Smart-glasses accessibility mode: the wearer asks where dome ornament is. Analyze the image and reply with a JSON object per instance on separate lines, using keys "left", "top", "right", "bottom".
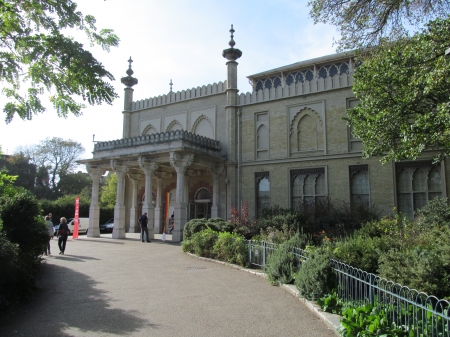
{"left": 169, "top": 79, "right": 173, "bottom": 92}
{"left": 121, "top": 56, "right": 138, "bottom": 88}
{"left": 222, "top": 24, "right": 242, "bottom": 61}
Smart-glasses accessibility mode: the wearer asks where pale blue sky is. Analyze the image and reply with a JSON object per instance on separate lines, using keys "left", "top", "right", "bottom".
{"left": 0, "top": 0, "right": 339, "bottom": 165}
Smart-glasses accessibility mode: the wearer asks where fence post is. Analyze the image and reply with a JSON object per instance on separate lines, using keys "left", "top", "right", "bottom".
{"left": 369, "top": 273, "right": 374, "bottom": 305}
{"left": 263, "top": 241, "right": 266, "bottom": 268}
{"left": 248, "top": 240, "right": 252, "bottom": 266}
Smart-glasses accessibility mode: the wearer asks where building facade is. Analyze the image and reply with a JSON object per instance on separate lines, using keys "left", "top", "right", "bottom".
{"left": 79, "top": 27, "right": 448, "bottom": 242}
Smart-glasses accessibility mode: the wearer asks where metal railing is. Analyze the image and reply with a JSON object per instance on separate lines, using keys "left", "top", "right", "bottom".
{"left": 246, "top": 240, "right": 450, "bottom": 336}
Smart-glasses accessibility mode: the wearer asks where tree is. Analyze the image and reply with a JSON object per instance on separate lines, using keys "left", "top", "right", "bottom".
{"left": 308, "top": 0, "right": 450, "bottom": 50}
{"left": 347, "top": 17, "right": 450, "bottom": 163}
{"left": 0, "top": 0, "right": 119, "bottom": 123}
{"left": 0, "top": 152, "right": 36, "bottom": 191}
{"left": 100, "top": 173, "right": 116, "bottom": 207}
{"left": 58, "top": 171, "right": 91, "bottom": 196}
{"left": 20, "top": 137, "right": 85, "bottom": 196}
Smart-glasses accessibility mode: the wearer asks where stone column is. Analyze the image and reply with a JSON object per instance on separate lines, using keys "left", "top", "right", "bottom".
{"left": 86, "top": 164, "right": 105, "bottom": 238}
{"left": 138, "top": 157, "right": 158, "bottom": 239}
{"left": 209, "top": 166, "right": 222, "bottom": 218}
{"left": 169, "top": 152, "right": 194, "bottom": 242}
{"left": 184, "top": 175, "right": 190, "bottom": 220}
{"left": 127, "top": 173, "right": 143, "bottom": 233}
{"left": 111, "top": 160, "right": 128, "bottom": 239}
{"left": 154, "top": 176, "right": 164, "bottom": 234}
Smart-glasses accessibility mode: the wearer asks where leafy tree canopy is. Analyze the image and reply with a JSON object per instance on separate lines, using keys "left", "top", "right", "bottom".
{"left": 0, "top": 0, "right": 120, "bottom": 123}
{"left": 19, "top": 137, "right": 85, "bottom": 194}
{"left": 100, "top": 172, "right": 116, "bottom": 207}
{"left": 347, "top": 17, "right": 450, "bottom": 163}
{"left": 308, "top": 0, "right": 450, "bottom": 50}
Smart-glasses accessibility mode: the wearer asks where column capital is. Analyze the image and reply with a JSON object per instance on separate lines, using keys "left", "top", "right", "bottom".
{"left": 110, "top": 160, "right": 129, "bottom": 174}
{"left": 138, "top": 156, "right": 159, "bottom": 173}
{"left": 169, "top": 152, "right": 194, "bottom": 174}
{"left": 86, "top": 163, "right": 106, "bottom": 178}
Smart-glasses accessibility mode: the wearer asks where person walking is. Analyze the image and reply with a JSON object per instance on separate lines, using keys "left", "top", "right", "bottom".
{"left": 57, "top": 217, "right": 69, "bottom": 255}
{"left": 139, "top": 212, "right": 150, "bottom": 243}
{"left": 44, "top": 216, "right": 54, "bottom": 255}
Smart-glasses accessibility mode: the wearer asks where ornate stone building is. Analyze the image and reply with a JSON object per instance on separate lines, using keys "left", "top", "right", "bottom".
{"left": 79, "top": 26, "right": 448, "bottom": 242}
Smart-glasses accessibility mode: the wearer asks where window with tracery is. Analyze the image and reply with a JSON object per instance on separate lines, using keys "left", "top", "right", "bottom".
{"left": 396, "top": 161, "right": 442, "bottom": 219}
{"left": 349, "top": 165, "right": 369, "bottom": 207}
{"left": 291, "top": 168, "right": 326, "bottom": 209}
{"left": 255, "top": 113, "right": 269, "bottom": 159}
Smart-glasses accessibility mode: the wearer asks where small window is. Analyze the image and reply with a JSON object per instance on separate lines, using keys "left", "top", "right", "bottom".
{"left": 256, "top": 172, "right": 270, "bottom": 217}
{"left": 291, "top": 168, "right": 326, "bottom": 209}
{"left": 349, "top": 165, "right": 369, "bottom": 207}
{"left": 347, "top": 99, "right": 363, "bottom": 152}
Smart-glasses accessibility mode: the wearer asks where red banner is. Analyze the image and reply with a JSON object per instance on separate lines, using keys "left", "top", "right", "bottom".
{"left": 73, "top": 197, "right": 80, "bottom": 239}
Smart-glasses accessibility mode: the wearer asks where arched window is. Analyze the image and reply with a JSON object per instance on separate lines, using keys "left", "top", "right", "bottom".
{"left": 349, "top": 165, "right": 369, "bottom": 207}
{"left": 256, "top": 173, "right": 270, "bottom": 217}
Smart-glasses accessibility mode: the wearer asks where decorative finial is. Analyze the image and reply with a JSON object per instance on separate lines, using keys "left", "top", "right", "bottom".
{"left": 121, "top": 56, "right": 138, "bottom": 88}
{"left": 229, "top": 24, "right": 235, "bottom": 48}
{"left": 126, "top": 57, "right": 134, "bottom": 76}
{"left": 169, "top": 79, "right": 173, "bottom": 92}
{"left": 222, "top": 24, "right": 242, "bottom": 61}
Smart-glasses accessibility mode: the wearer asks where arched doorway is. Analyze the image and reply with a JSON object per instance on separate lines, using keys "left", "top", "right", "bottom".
{"left": 189, "top": 187, "right": 212, "bottom": 220}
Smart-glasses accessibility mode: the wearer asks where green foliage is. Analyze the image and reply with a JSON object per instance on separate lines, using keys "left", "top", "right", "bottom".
{"left": 183, "top": 218, "right": 232, "bottom": 241}
{"left": 100, "top": 173, "right": 117, "bottom": 207}
{"left": 266, "top": 243, "right": 298, "bottom": 285}
{"left": 1, "top": 0, "right": 120, "bottom": 122}
{"left": 415, "top": 197, "right": 450, "bottom": 230}
{"left": 40, "top": 194, "right": 92, "bottom": 224}
{"left": 188, "top": 228, "right": 219, "bottom": 258}
{"left": 317, "top": 292, "right": 346, "bottom": 314}
{"left": 295, "top": 248, "right": 335, "bottom": 300}
{"left": 338, "top": 304, "right": 409, "bottom": 337}
{"left": 0, "top": 153, "right": 36, "bottom": 192}
{"left": 308, "top": 0, "right": 449, "bottom": 50}
{"left": 212, "top": 232, "right": 248, "bottom": 266}
{"left": 0, "top": 191, "right": 49, "bottom": 256}
{"left": 332, "top": 233, "right": 388, "bottom": 274}
{"left": 347, "top": 17, "right": 450, "bottom": 163}
{"left": 57, "top": 171, "right": 92, "bottom": 197}
{"left": 378, "top": 226, "right": 450, "bottom": 299}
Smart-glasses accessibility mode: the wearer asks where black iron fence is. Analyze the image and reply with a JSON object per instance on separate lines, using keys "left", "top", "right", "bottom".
{"left": 246, "top": 240, "right": 450, "bottom": 336}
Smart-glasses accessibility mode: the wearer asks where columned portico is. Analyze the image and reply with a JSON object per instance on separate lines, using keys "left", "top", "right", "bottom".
{"left": 169, "top": 152, "right": 194, "bottom": 241}
{"left": 138, "top": 157, "right": 158, "bottom": 240}
{"left": 86, "top": 164, "right": 105, "bottom": 238}
{"left": 111, "top": 160, "right": 128, "bottom": 239}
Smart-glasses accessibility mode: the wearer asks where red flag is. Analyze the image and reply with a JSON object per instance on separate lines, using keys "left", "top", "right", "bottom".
{"left": 73, "top": 197, "right": 80, "bottom": 239}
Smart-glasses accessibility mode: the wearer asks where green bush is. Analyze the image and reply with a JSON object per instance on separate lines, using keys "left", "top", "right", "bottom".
{"left": 295, "top": 248, "right": 335, "bottom": 300}
{"left": 181, "top": 238, "right": 195, "bottom": 254}
{"left": 0, "top": 191, "right": 49, "bottom": 257}
{"left": 212, "top": 232, "right": 247, "bottom": 266}
{"left": 189, "top": 228, "right": 219, "bottom": 258}
{"left": 332, "top": 231, "right": 389, "bottom": 274}
{"left": 39, "top": 195, "right": 93, "bottom": 224}
{"left": 415, "top": 197, "right": 450, "bottom": 230}
{"left": 0, "top": 232, "right": 21, "bottom": 312}
{"left": 183, "top": 218, "right": 231, "bottom": 241}
{"left": 378, "top": 226, "right": 450, "bottom": 299}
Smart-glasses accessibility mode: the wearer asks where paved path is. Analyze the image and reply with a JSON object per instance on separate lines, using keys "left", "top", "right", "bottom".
{"left": 0, "top": 234, "right": 336, "bottom": 337}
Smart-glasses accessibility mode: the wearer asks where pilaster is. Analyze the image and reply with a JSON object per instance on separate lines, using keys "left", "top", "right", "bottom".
{"left": 209, "top": 166, "right": 223, "bottom": 218}
{"left": 128, "top": 173, "right": 143, "bottom": 233}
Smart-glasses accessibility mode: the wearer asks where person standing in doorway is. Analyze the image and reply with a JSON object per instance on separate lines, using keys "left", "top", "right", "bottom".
{"left": 58, "top": 217, "right": 69, "bottom": 255}
{"left": 139, "top": 212, "right": 150, "bottom": 243}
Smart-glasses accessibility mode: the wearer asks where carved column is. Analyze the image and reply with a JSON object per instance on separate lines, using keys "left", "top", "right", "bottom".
{"left": 139, "top": 157, "right": 158, "bottom": 239}
{"left": 86, "top": 164, "right": 105, "bottom": 238}
{"left": 209, "top": 166, "right": 222, "bottom": 218}
{"left": 169, "top": 152, "right": 194, "bottom": 242}
{"left": 111, "top": 160, "right": 128, "bottom": 239}
{"left": 128, "top": 173, "right": 143, "bottom": 233}
{"left": 154, "top": 176, "right": 164, "bottom": 234}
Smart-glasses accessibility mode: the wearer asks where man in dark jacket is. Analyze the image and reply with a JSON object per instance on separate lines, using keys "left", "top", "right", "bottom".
{"left": 139, "top": 212, "right": 150, "bottom": 243}
{"left": 58, "top": 217, "right": 70, "bottom": 254}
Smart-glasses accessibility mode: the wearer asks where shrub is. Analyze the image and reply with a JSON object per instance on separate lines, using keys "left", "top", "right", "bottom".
{"left": 265, "top": 233, "right": 313, "bottom": 285}
{"left": 181, "top": 238, "right": 195, "bottom": 254}
{"left": 415, "top": 197, "right": 450, "bottom": 230}
{"left": 332, "top": 233, "right": 388, "bottom": 274}
{"left": 295, "top": 248, "right": 335, "bottom": 300}
{"left": 183, "top": 218, "right": 231, "bottom": 241}
{"left": 212, "top": 232, "right": 247, "bottom": 266}
{"left": 189, "top": 228, "right": 219, "bottom": 258}
{"left": 378, "top": 226, "right": 450, "bottom": 299}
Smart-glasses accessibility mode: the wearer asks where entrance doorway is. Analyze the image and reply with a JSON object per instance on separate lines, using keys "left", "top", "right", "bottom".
{"left": 189, "top": 187, "right": 212, "bottom": 220}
